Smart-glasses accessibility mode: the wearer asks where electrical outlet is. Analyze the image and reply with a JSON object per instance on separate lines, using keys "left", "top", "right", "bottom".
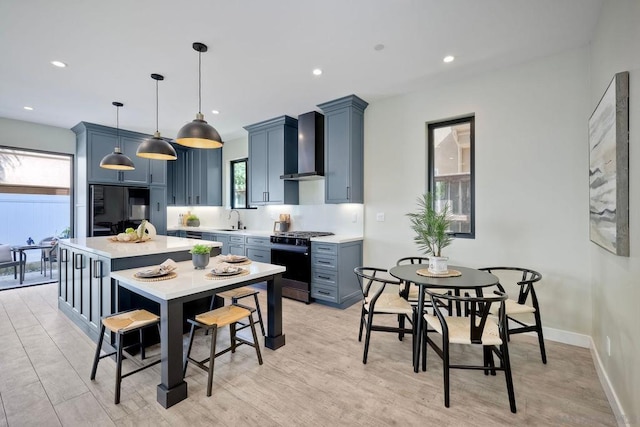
{"left": 606, "top": 336, "right": 611, "bottom": 356}
{"left": 352, "top": 213, "right": 357, "bottom": 223}
{"left": 376, "top": 212, "right": 385, "bottom": 222}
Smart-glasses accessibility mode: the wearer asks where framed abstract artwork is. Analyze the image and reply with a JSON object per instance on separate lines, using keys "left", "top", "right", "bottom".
{"left": 588, "top": 71, "right": 629, "bottom": 256}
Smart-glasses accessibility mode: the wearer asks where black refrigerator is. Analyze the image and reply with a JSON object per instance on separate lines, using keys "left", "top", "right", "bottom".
{"left": 90, "top": 185, "right": 150, "bottom": 237}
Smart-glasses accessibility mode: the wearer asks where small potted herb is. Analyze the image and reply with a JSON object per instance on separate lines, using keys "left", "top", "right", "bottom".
{"left": 189, "top": 244, "right": 212, "bottom": 269}
{"left": 186, "top": 214, "right": 200, "bottom": 227}
{"left": 406, "top": 192, "right": 453, "bottom": 273}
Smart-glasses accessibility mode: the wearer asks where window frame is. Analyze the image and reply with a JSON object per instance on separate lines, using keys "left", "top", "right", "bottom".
{"left": 230, "top": 157, "right": 250, "bottom": 209}
{"left": 427, "top": 115, "right": 475, "bottom": 239}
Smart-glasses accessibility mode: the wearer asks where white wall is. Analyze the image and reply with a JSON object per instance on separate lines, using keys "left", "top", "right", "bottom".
{"left": 0, "top": 117, "right": 75, "bottom": 154}
{"left": 363, "top": 47, "right": 592, "bottom": 334}
{"left": 589, "top": 0, "right": 640, "bottom": 424}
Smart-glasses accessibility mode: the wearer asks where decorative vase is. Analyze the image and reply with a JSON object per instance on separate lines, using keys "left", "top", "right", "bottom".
{"left": 192, "top": 253, "right": 210, "bottom": 270}
{"left": 428, "top": 256, "right": 449, "bottom": 274}
{"left": 186, "top": 219, "right": 200, "bottom": 227}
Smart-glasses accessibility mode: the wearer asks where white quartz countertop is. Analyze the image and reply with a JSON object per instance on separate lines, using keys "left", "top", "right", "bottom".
{"left": 167, "top": 226, "right": 362, "bottom": 243}
{"left": 310, "top": 235, "right": 363, "bottom": 244}
{"left": 166, "top": 226, "right": 272, "bottom": 237}
{"left": 60, "top": 236, "right": 221, "bottom": 259}
{"left": 111, "top": 259, "right": 285, "bottom": 300}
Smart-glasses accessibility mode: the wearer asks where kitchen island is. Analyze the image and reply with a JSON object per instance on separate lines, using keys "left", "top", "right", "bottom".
{"left": 58, "top": 235, "right": 222, "bottom": 341}
{"left": 111, "top": 259, "right": 286, "bottom": 408}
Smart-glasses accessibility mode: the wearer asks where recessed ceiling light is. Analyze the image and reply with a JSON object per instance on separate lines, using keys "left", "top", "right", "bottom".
{"left": 312, "top": 68, "right": 322, "bottom": 76}
{"left": 24, "top": 106, "right": 34, "bottom": 111}
{"left": 51, "top": 60, "right": 67, "bottom": 68}
{"left": 374, "top": 44, "right": 385, "bottom": 51}
{"left": 443, "top": 55, "right": 455, "bottom": 63}
{"left": 211, "top": 110, "right": 219, "bottom": 115}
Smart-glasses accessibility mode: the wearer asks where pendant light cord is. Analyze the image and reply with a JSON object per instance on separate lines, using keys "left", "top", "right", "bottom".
{"left": 198, "top": 49, "right": 202, "bottom": 115}
{"left": 116, "top": 105, "right": 120, "bottom": 149}
{"left": 156, "top": 78, "right": 159, "bottom": 132}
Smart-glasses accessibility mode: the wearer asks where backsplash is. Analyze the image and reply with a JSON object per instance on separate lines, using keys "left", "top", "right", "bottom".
{"left": 167, "top": 203, "right": 363, "bottom": 235}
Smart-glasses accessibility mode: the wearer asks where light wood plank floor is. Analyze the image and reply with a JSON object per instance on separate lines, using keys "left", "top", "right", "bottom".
{"left": 0, "top": 283, "right": 616, "bottom": 426}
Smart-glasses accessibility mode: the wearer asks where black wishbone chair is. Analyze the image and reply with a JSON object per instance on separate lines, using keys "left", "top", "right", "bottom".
{"left": 353, "top": 267, "right": 414, "bottom": 364}
{"left": 479, "top": 267, "right": 545, "bottom": 363}
{"left": 423, "top": 290, "right": 516, "bottom": 413}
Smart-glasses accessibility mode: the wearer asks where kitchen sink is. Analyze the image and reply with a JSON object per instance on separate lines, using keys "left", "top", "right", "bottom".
{"left": 214, "top": 228, "right": 239, "bottom": 232}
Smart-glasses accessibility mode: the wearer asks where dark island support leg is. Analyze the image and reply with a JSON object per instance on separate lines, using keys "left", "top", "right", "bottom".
{"left": 264, "top": 273, "right": 286, "bottom": 350}
{"left": 157, "top": 299, "right": 188, "bottom": 408}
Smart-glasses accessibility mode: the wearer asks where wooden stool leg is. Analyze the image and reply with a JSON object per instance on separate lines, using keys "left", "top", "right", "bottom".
{"left": 183, "top": 323, "right": 197, "bottom": 378}
{"left": 90, "top": 323, "right": 106, "bottom": 380}
{"left": 249, "top": 315, "right": 263, "bottom": 365}
{"left": 115, "top": 333, "right": 124, "bottom": 404}
{"left": 252, "top": 293, "right": 266, "bottom": 336}
{"left": 206, "top": 325, "right": 218, "bottom": 397}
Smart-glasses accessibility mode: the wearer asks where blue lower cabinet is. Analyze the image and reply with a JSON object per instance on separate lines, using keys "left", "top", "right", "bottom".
{"left": 311, "top": 240, "right": 362, "bottom": 308}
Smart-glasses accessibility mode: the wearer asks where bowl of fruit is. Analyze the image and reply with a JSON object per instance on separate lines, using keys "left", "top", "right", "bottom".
{"left": 109, "top": 220, "right": 157, "bottom": 242}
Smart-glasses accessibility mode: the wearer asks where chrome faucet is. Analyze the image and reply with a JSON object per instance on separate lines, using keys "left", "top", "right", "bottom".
{"left": 228, "top": 209, "right": 241, "bottom": 230}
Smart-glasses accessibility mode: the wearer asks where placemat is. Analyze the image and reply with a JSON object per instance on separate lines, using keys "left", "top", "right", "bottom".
{"left": 213, "top": 256, "right": 252, "bottom": 266}
{"left": 132, "top": 271, "right": 177, "bottom": 282}
{"left": 205, "top": 269, "right": 250, "bottom": 280}
{"left": 416, "top": 268, "right": 462, "bottom": 278}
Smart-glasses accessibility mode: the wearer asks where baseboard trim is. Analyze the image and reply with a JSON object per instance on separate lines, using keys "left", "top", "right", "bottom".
{"left": 539, "top": 325, "right": 591, "bottom": 348}
{"left": 589, "top": 338, "right": 630, "bottom": 427}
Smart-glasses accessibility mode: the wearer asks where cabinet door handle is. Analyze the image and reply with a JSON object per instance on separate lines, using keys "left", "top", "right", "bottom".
{"left": 196, "top": 195, "right": 200, "bottom": 205}
{"left": 173, "top": 196, "right": 176, "bottom": 204}
{"left": 74, "top": 253, "right": 83, "bottom": 270}
{"left": 318, "top": 247, "right": 332, "bottom": 252}
{"left": 150, "top": 173, "right": 153, "bottom": 183}
{"left": 318, "top": 275, "right": 331, "bottom": 280}
{"left": 346, "top": 186, "right": 350, "bottom": 199}
{"left": 318, "top": 260, "right": 331, "bottom": 265}
{"left": 61, "top": 248, "right": 68, "bottom": 263}
{"left": 188, "top": 196, "right": 191, "bottom": 205}
{"left": 318, "top": 290, "right": 330, "bottom": 295}
{"left": 93, "top": 259, "right": 102, "bottom": 279}
{"left": 157, "top": 202, "right": 160, "bottom": 211}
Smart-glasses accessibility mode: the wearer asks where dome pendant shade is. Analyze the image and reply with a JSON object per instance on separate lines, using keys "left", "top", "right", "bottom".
{"left": 100, "top": 146, "right": 135, "bottom": 170}
{"left": 137, "top": 73, "right": 178, "bottom": 160}
{"left": 176, "top": 42, "right": 223, "bottom": 149}
{"left": 137, "top": 131, "right": 178, "bottom": 160}
{"left": 100, "top": 101, "right": 135, "bottom": 170}
{"left": 176, "top": 113, "right": 223, "bottom": 148}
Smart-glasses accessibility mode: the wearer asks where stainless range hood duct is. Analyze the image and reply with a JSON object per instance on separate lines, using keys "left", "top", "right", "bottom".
{"left": 281, "top": 111, "right": 324, "bottom": 180}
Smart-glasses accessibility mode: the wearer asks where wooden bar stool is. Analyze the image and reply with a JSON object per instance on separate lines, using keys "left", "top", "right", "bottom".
{"left": 210, "top": 287, "right": 265, "bottom": 336}
{"left": 183, "top": 304, "right": 263, "bottom": 397}
{"left": 90, "top": 309, "right": 161, "bottom": 404}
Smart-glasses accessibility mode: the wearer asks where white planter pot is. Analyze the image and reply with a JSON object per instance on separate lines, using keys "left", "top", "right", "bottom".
{"left": 428, "top": 256, "right": 449, "bottom": 274}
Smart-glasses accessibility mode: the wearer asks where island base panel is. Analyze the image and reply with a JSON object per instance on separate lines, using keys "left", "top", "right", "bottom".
{"left": 157, "top": 381, "right": 187, "bottom": 409}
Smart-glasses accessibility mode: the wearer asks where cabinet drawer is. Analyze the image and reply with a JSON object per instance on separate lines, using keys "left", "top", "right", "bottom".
{"left": 311, "top": 283, "right": 338, "bottom": 303}
{"left": 312, "top": 242, "right": 337, "bottom": 256}
{"left": 246, "top": 247, "right": 270, "bottom": 263}
{"left": 201, "top": 233, "right": 215, "bottom": 241}
{"left": 311, "top": 269, "right": 337, "bottom": 287}
{"left": 312, "top": 253, "right": 337, "bottom": 270}
{"left": 245, "top": 236, "right": 270, "bottom": 247}
{"left": 228, "top": 244, "right": 245, "bottom": 256}
{"left": 229, "top": 236, "right": 244, "bottom": 244}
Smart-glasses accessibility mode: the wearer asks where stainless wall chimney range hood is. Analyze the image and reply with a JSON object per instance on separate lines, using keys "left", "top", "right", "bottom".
{"left": 280, "top": 111, "right": 325, "bottom": 181}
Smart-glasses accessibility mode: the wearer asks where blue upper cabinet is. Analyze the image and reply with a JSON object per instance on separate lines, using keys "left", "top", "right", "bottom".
{"left": 166, "top": 145, "right": 222, "bottom": 206}
{"left": 318, "top": 95, "right": 368, "bottom": 204}
{"left": 72, "top": 122, "right": 152, "bottom": 186}
{"left": 245, "top": 115, "right": 299, "bottom": 206}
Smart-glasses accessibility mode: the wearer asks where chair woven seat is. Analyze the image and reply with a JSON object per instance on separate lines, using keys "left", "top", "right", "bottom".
{"left": 425, "top": 314, "right": 502, "bottom": 345}
{"left": 218, "top": 287, "right": 259, "bottom": 300}
{"left": 490, "top": 298, "right": 536, "bottom": 315}
{"left": 365, "top": 294, "right": 413, "bottom": 315}
{"left": 406, "top": 284, "right": 449, "bottom": 301}
{"left": 196, "top": 305, "right": 252, "bottom": 327}
{"left": 103, "top": 309, "right": 159, "bottom": 333}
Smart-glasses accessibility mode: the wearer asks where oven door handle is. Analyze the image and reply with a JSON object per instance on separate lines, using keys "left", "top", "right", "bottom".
{"left": 270, "top": 243, "right": 309, "bottom": 254}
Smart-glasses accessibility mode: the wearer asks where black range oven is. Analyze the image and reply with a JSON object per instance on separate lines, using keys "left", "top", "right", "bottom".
{"left": 270, "top": 231, "right": 333, "bottom": 304}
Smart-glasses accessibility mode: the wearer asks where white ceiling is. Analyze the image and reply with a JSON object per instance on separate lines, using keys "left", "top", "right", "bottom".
{"left": 0, "top": 0, "right": 603, "bottom": 142}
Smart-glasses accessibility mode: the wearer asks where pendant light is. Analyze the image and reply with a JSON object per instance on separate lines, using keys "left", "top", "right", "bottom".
{"left": 137, "top": 74, "right": 177, "bottom": 160}
{"left": 176, "top": 42, "right": 223, "bottom": 149}
{"left": 99, "top": 102, "right": 135, "bottom": 170}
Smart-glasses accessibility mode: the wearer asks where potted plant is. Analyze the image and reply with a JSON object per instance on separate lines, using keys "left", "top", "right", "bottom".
{"left": 186, "top": 214, "right": 200, "bottom": 227}
{"left": 189, "top": 244, "right": 212, "bottom": 269}
{"left": 406, "top": 192, "right": 453, "bottom": 274}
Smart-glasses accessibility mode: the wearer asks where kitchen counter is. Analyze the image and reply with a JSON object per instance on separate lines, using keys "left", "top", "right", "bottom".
{"left": 61, "top": 235, "right": 221, "bottom": 259}
{"left": 166, "top": 226, "right": 362, "bottom": 243}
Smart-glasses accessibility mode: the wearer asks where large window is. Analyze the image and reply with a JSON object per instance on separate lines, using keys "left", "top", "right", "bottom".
{"left": 427, "top": 116, "right": 475, "bottom": 238}
{"left": 230, "top": 158, "right": 248, "bottom": 209}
